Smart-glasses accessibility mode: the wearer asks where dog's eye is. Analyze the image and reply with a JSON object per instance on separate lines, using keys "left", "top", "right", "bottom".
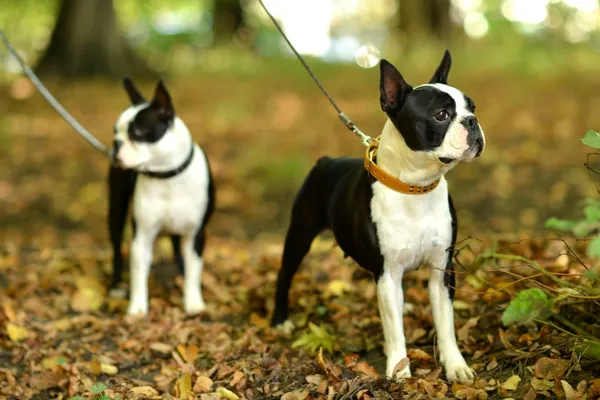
{"left": 434, "top": 111, "right": 449, "bottom": 121}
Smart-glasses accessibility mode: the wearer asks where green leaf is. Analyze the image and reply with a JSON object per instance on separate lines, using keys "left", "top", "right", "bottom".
{"left": 584, "top": 200, "right": 600, "bottom": 221}
{"left": 502, "top": 288, "right": 553, "bottom": 327}
{"left": 90, "top": 382, "right": 108, "bottom": 394}
{"left": 581, "top": 130, "right": 600, "bottom": 149}
{"left": 292, "top": 322, "right": 334, "bottom": 353}
{"left": 587, "top": 237, "right": 600, "bottom": 258}
{"left": 70, "top": 397, "right": 87, "bottom": 400}
{"left": 544, "top": 217, "right": 577, "bottom": 232}
{"left": 576, "top": 341, "right": 600, "bottom": 359}
{"left": 98, "top": 396, "right": 110, "bottom": 400}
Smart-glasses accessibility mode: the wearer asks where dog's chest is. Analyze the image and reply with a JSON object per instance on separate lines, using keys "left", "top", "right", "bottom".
{"left": 133, "top": 151, "right": 209, "bottom": 235}
{"left": 370, "top": 180, "right": 452, "bottom": 270}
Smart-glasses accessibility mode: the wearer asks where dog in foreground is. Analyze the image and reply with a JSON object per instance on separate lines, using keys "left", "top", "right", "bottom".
{"left": 108, "top": 79, "right": 215, "bottom": 316}
{"left": 271, "top": 50, "right": 485, "bottom": 383}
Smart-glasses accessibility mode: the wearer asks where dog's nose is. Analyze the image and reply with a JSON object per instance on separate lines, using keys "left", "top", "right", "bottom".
{"left": 462, "top": 116, "right": 478, "bottom": 129}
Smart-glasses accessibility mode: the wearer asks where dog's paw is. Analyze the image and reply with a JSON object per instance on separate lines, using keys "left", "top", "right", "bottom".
{"left": 444, "top": 358, "right": 475, "bottom": 384}
{"left": 127, "top": 303, "right": 148, "bottom": 316}
{"left": 184, "top": 296, "right": 206, "bottom": 315}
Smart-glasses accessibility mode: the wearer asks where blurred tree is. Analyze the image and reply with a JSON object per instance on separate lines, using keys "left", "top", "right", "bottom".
{"left": 212, "top": 0, "right": 244, "bottom": 43}
{"left": 35, "top": 0, "right": 154, "bottom": 78}
{"left": 398, "top": 0, "right": 452, "bottom": 42}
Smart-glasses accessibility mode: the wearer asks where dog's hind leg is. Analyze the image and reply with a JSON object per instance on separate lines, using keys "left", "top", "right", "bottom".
{"left": 170, "top": 235, "right": 185, "bottom": 275}
{"left": 271, "top": 175, "right": 325, "bottom": 327}
{"left": 180, "top": 229, "right": 207, "bottom": 315}
{"left": 108, "top": 166, "right": 137, "bottom": 294}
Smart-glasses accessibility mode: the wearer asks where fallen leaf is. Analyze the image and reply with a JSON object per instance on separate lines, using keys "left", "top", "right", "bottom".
{"left": 100, "top": 363, "right": 118, "bottom": 375}
{"left": 280, "top": 390, "right": 308, "bottom": 400}
{"left": 531, "top": 377, "right": 553, "bottom": 391}
{"left": 501, "top": 375, "right": 521, "bottom": 391}
{"left": 392, "top": 358, "right": 410, "bottom": 377}
{"left": 6, "top": 322, "right": 30, "bottom": 341}
{"left": 230, "top": 370, "right": 244, "bottom": 387}
{"left": 352, "top": 361, "right": 379, "bottom": 377}
{"left": 486, "top": 357, "right": 498, "bottom": 372}
{"left": 457, "top": 317, "right": 479, "bottom": 342}
{"left": 193, "top": 376, "right": 214, "bottom": 393}
{"left": 130, "top": 386, "right": 160, "bottom": 396}
{"left": 177, "top": 344, "right": 200, "bottom": 364}
{"left": 561, "top": 380, "right": 578, "bottom": 400}
{"left": 214, "top": 387, "right": 239, "bottom": 400}
{"left": 534, "top": 358, "right": 570, "bottom": 380}
{"left": 174, "top": 373, "right": 193, "bottom": 399}
{"left": 42, "top": 355, "right": 67, "bottom": 370}
{"left": 150, "top": 342, "right": 173, "bottom": 354}
{"left": 325, "top": 280, "right": 351, "bottom": 297}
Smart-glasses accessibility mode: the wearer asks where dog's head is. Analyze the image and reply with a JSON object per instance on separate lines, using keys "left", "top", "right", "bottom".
{"left": 379, "top": 50, "right": 485, "bottom": 164}
{"left": 112, "top": 79, "right": 186, "bottom": 170}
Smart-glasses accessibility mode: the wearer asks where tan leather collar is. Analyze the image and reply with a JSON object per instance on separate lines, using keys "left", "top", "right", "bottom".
{"left": 364, "top": 138, "right": 440, "bottom": 194}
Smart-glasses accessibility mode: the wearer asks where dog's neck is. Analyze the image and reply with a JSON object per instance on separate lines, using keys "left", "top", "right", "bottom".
{"left": 146, "top": 117, "right": 194, "bottom": 173}
{"left": 376, "top": 120, "right": 455, "bottom": 187}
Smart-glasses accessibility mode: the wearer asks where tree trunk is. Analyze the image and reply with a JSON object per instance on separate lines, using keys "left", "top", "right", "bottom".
{"left": 35, "top": 0, "right": 154, "bottom": 78}
{"left": 398, "top": 0, "right": 452, "bottom": 42}
{"left": 212, "top": 0, "right": 244, "bottom": 43}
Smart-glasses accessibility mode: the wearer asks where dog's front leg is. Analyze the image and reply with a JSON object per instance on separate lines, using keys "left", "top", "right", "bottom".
{"left": 181, "top": 232, "right": 206, "bottom": 315}
{"left": 429, "top": 263, "right": 475, "bottom": 383}
{"left": 127, "top": 231, "right": 154, "bottom": 315}
{"left": 377, "top": 268, "right": 410, "bottom": 379}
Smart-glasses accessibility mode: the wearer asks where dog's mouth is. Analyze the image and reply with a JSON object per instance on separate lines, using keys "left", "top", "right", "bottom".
{"left": 439, "top": 157, "right": 454, "bottom": 164}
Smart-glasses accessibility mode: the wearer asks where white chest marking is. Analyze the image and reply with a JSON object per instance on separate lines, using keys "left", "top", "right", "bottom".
{"left": 370, "top": 177, "right": 452, "bottom": 275}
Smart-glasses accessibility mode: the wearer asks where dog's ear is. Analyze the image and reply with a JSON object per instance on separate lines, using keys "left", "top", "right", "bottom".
{"left": 429, "top": 49, "right": 452, "bottom": 85}
{"left": 151, "top": 80, "right": 174, "bottom": 120}
{"left": 380, "top": 59, "right": 412, "bottom": 113}
{"left": 123, "top": 78, "right": 146, "bottom": 105}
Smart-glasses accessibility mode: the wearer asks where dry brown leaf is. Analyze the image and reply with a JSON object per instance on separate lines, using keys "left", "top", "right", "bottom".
{"left": 501, "top": 375, "right": 521, "bottom": 391}
{"left": 150, "top": 342, "right": 173, "bottom": 354}
{"left": 392, "top": 358, "right": 410, "bottom": 377}
{"left": 589, "top": 378, "right": 600, "bottom": 395}
{"left": 409, "top": 327, "right": 427, "bottom": 343}
{"left": 498, "top": 328, "right": 514, "bottom": 350}
{"left": 280, "top": 390, "right": 308, "bottom": 400}
{"left": 130, "top": 386, "right": 160, "bottom": 396}
{"left": 230, "top": 370, "right": 244, "bottom": 387}
{"left": 560, "top": 380, "right": 578, "bottom": 400}
{"left": 523, "top": 387, "right": 537, "bottom": 400}
{"left": 3, "top": 302, "right": 16, "bottom": 322}
{"left": 193, "top": 376, "right": 214, "bottom": 393}
{"left": 177, "top": 344, "right": 200, "bottom": 364}
{"left": 458, "top": 317, "right": 479, "bottom": 342}
{"left": 486, "top": 357, "right": 498, "bottom": 372}
{"left": 407, "top": 348, "right": 434, "bottom": 363}
{"left": 534, "top": 358, "right": 570, "bottom": 380}
{"left": 352, "top": 361, "right": 379, "bottom": 377}
{"left": 452, "top": 382, "right": 488, "bottom": 400}
{"left": 531, "top": 377, "right": 553, "bottom": 391}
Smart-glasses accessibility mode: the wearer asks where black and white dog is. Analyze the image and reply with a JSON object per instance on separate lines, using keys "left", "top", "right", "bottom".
{"left": 108, "top": 79, "right": 215, "bottom": 316}
{"left": 271, "top": 51, "right": 484, "bottom": 383}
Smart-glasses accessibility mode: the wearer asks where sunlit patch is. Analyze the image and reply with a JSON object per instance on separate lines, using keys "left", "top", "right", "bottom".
{"left": 463, "top": 12, "right": 489, "bottom": 39}
{"left": 355, "top": 44, "right": 380, "bottom": 68}
{"left": 501, "top": 0, "right": 550, "bottom": 25}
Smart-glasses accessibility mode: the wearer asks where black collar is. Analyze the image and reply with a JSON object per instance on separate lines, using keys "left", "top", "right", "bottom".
{"left": 141, "top": 145, "right": 195, "bottom": 179}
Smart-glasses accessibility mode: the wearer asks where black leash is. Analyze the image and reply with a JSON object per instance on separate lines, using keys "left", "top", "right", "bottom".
{"left": 257, "top": 0, "right": 373, "bottom": 146}
{"left": 0, "top": 30, "right": 112, "bottom": 158}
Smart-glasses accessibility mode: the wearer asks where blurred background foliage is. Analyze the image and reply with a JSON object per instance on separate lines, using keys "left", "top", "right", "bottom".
{"left": 1, "top": 0, "right": 600, "bottom": 246}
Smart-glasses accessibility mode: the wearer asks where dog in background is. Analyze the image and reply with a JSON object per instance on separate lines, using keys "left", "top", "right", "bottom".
{"left": 108, "top": 79, "right": 215, "bottom": 316}
{"left": 271, "top": 50, "right": 484, "bottom": 383}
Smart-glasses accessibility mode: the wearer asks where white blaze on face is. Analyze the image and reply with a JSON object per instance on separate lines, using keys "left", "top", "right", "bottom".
{"left": 420, "top": 83, "right": 485, "bottom": 161}
{"left": 114, "top": 104, "right": 151, "bottom": 169}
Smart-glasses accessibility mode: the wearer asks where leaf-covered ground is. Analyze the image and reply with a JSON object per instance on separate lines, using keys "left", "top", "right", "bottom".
{"left": 1, "top": 53, "right": 600, "bottom": 398}
{"left": 1, "top": 235, "right": 599, "bottom": 399}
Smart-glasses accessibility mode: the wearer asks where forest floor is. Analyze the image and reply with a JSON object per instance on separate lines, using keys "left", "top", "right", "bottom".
{"left": 1, "top": 54, "right": 600, "bottom": 398}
